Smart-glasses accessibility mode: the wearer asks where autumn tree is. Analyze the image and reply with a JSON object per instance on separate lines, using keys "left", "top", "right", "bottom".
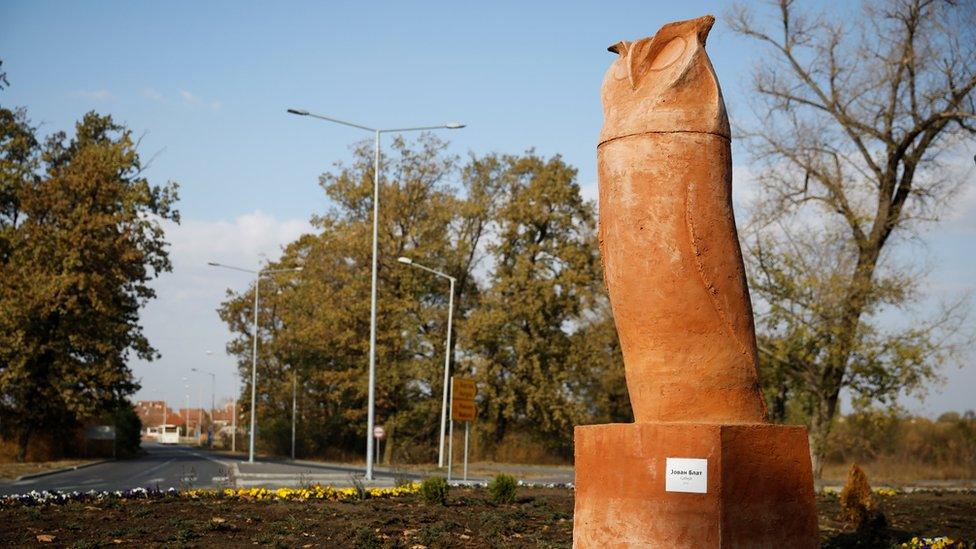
{"left": 219, "top": 135, "right": 494, "bottom": 461}
{"left": 728, "top": 0, "right": 975, "bottom": 475}
{"left": 0, "top": 93, "right": 179, "bottom": 459}
{"left": 461, "top": 153, "right": 604, "bottom": 458}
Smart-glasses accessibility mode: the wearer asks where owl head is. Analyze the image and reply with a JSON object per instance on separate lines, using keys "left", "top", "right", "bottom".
{"left": 599, "top": 15, "right": 730, "bottom": 144}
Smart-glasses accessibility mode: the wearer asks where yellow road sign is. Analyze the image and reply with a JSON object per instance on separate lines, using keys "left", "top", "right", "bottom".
{"left": 452, "top": 377, "right": 476, "bottom": 401}
{"left": 451, "top": 399, "right": 476, "bottom": 422}
{"left": 451, "top": 377, "right": 476, "bottom": 422}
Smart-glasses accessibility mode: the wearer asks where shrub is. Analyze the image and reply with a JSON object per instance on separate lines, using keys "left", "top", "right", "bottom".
{"left": 839, "top": 464, "right": 874, "bottom": 528}
{"left": 419, "top": 476, "right": 449, "bottom": 506}
{"left": 839, "top": 464, "right": 890, "bottom": 545}
{"left": 488, "top": 473, "right": 518, "bottom": 504}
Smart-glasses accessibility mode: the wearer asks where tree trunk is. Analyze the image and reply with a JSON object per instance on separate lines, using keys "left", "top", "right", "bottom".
{"left": 769, "top": 382, "right": 788, "bottom": 423}
{"left": 382, "top": 419, "right": 394, "bottom": 465}
{"left": 805, "top": 249, "right": 881, "bottom": 477}
{"left": 808, "top": 390, "right": 840, "bottom": 479}
{"left": 17, "top": 425, "right": 31, "bottom": 462}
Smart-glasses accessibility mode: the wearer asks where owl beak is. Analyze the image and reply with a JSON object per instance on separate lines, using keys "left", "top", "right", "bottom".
{"left": 694, "top": 15, "right": 715, "bottom": 44}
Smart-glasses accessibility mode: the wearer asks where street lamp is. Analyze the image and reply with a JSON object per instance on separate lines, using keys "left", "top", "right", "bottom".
{"left": 181, "top": 378, "right": 190, "bottom": 437}
{"left": 291, "top": 371, "right": 298, "bottom": 461}
{"left": 397, "top": 256, "right": 456, "bottom": 468}
{"left": 205, "top": 350, "right": 239, "bottom": 452}
{"left": 229, "top": 371, "right": 240, "bottom": 453}
{"left": 191, "top": 366, "right": 216, "bottom": 447}
{"left": 288, "top": 108, "right": 464, "bottom": 480}
{"left": 208, "top": 261, "right": 303, "bottom": 463}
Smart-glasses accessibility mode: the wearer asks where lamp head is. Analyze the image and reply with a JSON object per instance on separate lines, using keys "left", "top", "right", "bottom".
{"left": 445, "top": 122, "right": 465, "bottom": 129}
{"left": 397, "top": 257, "right": 413, "bottom": 265}
{"left": 287, "top": 108, "right": 309, "bottom": 116}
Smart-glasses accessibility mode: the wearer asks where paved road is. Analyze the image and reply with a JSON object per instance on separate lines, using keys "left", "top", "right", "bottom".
{"left": 0, "top": 443, "right": 239, "bottom": 495}
{"left": 0, "top": 442, "right": 579, "bottom": 496}
{"left": 0, "top": 444, "right": 438, "bottom": 495}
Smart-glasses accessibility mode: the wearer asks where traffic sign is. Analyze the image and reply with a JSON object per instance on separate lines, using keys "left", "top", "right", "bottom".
{"left": 373, "top": 426, "right": 386, "bottom": 439}
{"left": 452, "top": 378, "right": 476, "bottom": 400}
{"left": 451, "top": 377, "right": 477, "bottom": 422}
{"left": 451, "top": 399, "right": 476, "bottom": 422}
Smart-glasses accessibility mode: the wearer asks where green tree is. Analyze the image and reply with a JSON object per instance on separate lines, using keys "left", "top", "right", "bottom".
{"left": 0, "top": 101, "right": 178, "bottom": 459}
{"left": 728, "top": 0, "right": 975, "bottom": 476}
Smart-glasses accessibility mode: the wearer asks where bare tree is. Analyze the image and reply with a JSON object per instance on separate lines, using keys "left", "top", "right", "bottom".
{"left": 728, "top": 0, "right": 975, "bottom": 476}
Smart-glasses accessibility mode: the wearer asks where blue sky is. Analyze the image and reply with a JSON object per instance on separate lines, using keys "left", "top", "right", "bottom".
{"left": 2, "top": 1, "right": 973, "bottom": 417}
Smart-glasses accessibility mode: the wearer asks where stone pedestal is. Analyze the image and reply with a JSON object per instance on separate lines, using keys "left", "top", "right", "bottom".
{"left": 573, "top": 423, "right": 819, "bottom": 548}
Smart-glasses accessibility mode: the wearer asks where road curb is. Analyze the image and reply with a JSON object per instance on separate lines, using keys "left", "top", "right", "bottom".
{"left": 15, "top": 460, "right": 111, "bottom": 482}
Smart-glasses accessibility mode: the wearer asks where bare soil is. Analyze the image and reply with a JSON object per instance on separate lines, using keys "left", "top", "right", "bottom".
{"left": 0, "top": 489, "right": 973, "bottom": 548}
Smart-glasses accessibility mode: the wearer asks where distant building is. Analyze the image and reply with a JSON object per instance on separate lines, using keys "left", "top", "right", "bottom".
{"left": 134, "top": 400, "right": 177, "bottom": 428}
{"left": 211, "top": 402, "right": 236, "bottom": 428}
{"left": 178, "top": 408, "right": 212, "bottom": 436}
{"left": 134, "top": 400, "right": 184, "bottom": 437}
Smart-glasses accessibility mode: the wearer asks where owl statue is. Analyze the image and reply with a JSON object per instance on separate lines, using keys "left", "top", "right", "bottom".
{"left": 598, "top": 15, "right": 767, "bottom": 424}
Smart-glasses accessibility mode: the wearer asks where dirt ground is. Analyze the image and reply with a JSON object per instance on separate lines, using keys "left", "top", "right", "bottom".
{"left": 1, "top": 489, "right": 973, "bottom": 548}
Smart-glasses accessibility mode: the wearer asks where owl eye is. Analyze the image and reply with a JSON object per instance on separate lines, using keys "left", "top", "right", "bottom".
{"left": 649, "top": 37, "right": 686, "bottom": 71}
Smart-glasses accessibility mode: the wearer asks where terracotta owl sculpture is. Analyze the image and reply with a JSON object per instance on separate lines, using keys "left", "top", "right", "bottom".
{"left": 598, "top": 15, "right": 767, "bottom": 424}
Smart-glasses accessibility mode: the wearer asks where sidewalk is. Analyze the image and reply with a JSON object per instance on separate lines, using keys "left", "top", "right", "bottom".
{"left": 219, "top": 451, "right": 573, "bottom": 488}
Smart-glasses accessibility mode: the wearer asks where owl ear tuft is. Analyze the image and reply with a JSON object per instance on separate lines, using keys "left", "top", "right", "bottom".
{"left": 607, "top": 41, "right": 629, "bottom": 55}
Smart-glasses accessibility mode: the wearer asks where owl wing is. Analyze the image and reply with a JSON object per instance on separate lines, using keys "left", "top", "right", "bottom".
{"left": 684, "top": 177, "right": 759, "bottom": 364}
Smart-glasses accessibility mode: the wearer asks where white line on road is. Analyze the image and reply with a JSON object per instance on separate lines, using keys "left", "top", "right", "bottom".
{"left": 138, "top": 458, "right": 175, "bottom": 479}
{"left": 169, "top": 445, "right": 235, "bottom": 470}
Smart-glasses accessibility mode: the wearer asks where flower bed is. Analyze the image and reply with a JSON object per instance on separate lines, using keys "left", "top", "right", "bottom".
{"left": 185, "top": 483, "right": 421, "bottom": 502}
{"left": 1, "top": 480, "right": 575, "bottom": 508}
{"left": 1, "top": 487, "right": 176, "bottom": 507}
{"left": 0, "top": 483, "right": 423, "bottom": 508}
{"left": 900, "top": 536, "right": 970, "bottom": 549}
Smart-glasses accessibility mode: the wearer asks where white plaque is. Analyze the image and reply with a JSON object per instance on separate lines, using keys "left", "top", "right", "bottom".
{"left": 665, "top": 457, "right": 707, "bottom": 493}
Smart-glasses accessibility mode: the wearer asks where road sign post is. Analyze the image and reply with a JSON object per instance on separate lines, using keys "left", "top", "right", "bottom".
{"left": 447, "top": 411, "right": 453, "bottom": 482}
{"left": 373, "top": 426, "right": 385, "bottom": 467}
{"left": 449, "top": 377, "right": 476, "bottom": 482}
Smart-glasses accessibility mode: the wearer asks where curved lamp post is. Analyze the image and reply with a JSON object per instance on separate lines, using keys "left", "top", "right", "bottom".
{"left": 397, "top": 256, "right": 456, "bottom": 468}
{"left": 287, "top": 108, "right": 464, "bottom": 480}
{"left": 208, "top": 261, "right": 302, "bottom": 463}
{"left": 191, "top": 367, "right": 215, "bottom": 446}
